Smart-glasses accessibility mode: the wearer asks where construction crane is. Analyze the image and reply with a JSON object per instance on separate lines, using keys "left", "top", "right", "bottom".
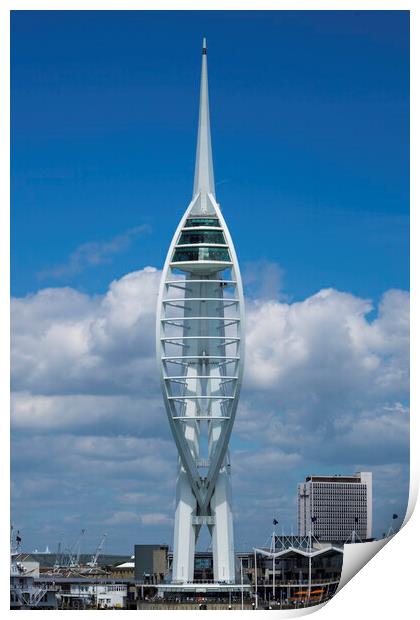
{"left": 68, "top": 529, "right": 85, "bottom": 568}
{"left": 87, "top": 533, "right": 107, "bottom": 568}
{"left": 53, "top": 542, "right": 62, "bottom": 571}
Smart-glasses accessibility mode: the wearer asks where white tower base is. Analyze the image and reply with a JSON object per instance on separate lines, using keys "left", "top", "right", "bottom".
{"left": 172, "top": 459, "right": 236, "bottom": 584}
{"left": 172, "top": 464, "right": 196, "bottom": 583}
{"left": 211, "top": 463, "right": 235, "bottom": 582}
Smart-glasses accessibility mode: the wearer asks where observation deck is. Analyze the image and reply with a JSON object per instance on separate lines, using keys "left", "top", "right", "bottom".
{"left": 170, "top": 216, "right": 233, "bottom": 274}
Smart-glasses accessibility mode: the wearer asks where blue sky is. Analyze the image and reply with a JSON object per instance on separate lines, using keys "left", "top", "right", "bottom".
{"left": 11, "top": 10, "right": 409, "bottom": 555}
{"left": 12, "top": 10, "right": 408, "bottom": 301}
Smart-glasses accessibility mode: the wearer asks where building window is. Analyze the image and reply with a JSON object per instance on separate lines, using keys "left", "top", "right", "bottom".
{"left": 184, "top": 217, "right": 221, "bottom": 228}
{"left": 172, "top": 247, "right": 230, "bottom": 262}
{"left": 178, "top": 231, "right": 226, "bottom": 245}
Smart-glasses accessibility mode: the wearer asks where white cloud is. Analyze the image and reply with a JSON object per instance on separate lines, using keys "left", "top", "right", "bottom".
{"left": 11, "top": 392, "right": 165, "bottom": 436}
{"left": 104, "top": 511, "right": 140, "bottom": 526}
{"left": 119, "top": 492, "right": 159, "bottom": 505}
{"left": 10, "top": 269, "right": 409, "bottom": 547}
{"left": 140, "top": 513, "right": 173, "bottom": 526}
{"left": 38, "top": 225, "right": 150, "bottom": 279}
{"left": 243, "top": 287, "right": 409, "bottom": 421}
{"left": 11, "top": 267, "right": 161, "bottom": 396}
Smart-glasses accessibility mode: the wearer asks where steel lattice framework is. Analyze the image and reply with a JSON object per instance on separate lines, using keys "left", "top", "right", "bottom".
{"left": 156, "top": 39, "right": 245, "bottom": 584}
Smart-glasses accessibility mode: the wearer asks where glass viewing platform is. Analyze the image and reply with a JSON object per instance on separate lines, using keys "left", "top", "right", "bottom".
{"left": 170, "top": 217, "right": 232, "bottom": 273}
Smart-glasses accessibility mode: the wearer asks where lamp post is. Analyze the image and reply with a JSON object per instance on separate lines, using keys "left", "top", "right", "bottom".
{"left": 272, "top": 547, "right": 275, "bottom": 600}
{"left": 254, "top": 548, "right": 258, "bottom": 610}
{"left": 271, "top": 520, "right": 278, "bottom": 601}
{"left": 240, "top": 557, "right": 244, "bottom": 610}
{"left": 307, "top": 516, "right": 317, "bottom": 605}
{"left": 308, "top": 541, "right": 312, "bottom": 606}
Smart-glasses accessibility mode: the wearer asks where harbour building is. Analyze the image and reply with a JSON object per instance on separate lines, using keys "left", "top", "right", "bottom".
{"left": 297, "top": 472, "right": 372, "bottom": 542}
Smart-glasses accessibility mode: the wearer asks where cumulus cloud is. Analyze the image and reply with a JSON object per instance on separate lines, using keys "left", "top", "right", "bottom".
{"left": 10, "top": 268, "right": 409, "bottom": 550}
{"left": 242, "top": 288, "right": 409, "bottom": 429}
{"left": 11, "top": 267, "right": 161, "bottom": 397}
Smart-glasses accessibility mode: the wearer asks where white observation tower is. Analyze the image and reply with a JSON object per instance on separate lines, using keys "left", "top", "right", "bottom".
{"left": 156, "top": 38, "right": 245, "bottom": 584}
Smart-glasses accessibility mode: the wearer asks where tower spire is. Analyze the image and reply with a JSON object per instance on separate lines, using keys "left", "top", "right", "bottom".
{"left": 193, "top": 37, "right": 216, "bottom": 203}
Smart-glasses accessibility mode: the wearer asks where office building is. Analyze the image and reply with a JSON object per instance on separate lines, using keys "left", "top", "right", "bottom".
{"left": 297, "top": 472, "right": 372, "bottom": 541}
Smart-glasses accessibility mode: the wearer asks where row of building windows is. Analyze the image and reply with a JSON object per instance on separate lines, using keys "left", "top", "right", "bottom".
{"left": 184, "top": 217, "right": 221, "bottom": 228}
{"left": 313, "top": 519, "right": 367, "bottom": 530}
{"left": 172, "top": 247, "right": 231, "bottom": 263}
{"left": 72, "top": 585, "right": 126, "bottom": 593}
{"left": 311, "top": 527, "right": 367, "bottom": 532}
{"left": 310, "top": 481, "right": 364, "bottom": 486}
{"left": 311, "top": 507, "right": 367, "bottom": 511}
{"left": 310, "top": 514, "right": 368, "bottom": 519}
{"left": 311, "top": 482, "right": 366, "bottom": 486}
{"left": 309, "top": 490, "right": 367, "bottom": 496}
{"left": 310, "top": 491, "right": 367, "bottom": 495}
{"left": 178, "top": 230, "right": 226, "bottom": 245}
{"left": 310, "top": 501, "right": 367, "bottom": 506}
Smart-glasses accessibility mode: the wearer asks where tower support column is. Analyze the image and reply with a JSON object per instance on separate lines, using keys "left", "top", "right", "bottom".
{"left": 172, "top": 462, "right": 196, "bottom": 583}
{"left": 211, "top": 463, "right": 235, "bottom": 582}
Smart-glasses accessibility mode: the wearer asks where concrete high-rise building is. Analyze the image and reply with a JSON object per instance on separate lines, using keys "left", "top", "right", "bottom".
{"left": 297, "top": 472, "right": 373, "bottom": 542}
{"left": 156, "top": 39, "right": 245, "bottom": 584}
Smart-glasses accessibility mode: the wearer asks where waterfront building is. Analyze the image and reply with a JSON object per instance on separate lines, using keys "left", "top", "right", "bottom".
{"left": 247, "top": 535, "right": 343, "bottom": 608}
{"left": 134, "top": 544, "right": 168, "bottom": 583}
{"left": 54, "top": 581, "right": 128, "bottom": 609}
{"left": 297, "top": 472, "right": 373, "bottom": 541}
{"left": 10, "top": 554, "right": 58, "bottom": 609}
{"left": 40, "top": 577, "right": 132, "bottom": 609}
{"left": 107, "top": 561, "right": 135, "bottom": 580}
{"left": 136, "top": 542, "right": 343, "bottom": 609}
{"left": 10, "top": 551, "right": 136, "bottom": 610}
{"left": 156, "top": 39, "right": 245, "bottom": 584}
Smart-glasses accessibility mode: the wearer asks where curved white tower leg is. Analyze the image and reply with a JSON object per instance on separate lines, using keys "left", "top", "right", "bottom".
{"left": 156, "top": 39, "right": 245, "bottom": 584}
{"left": 172, "top": 462, "right": 196, "bottom": 582}
{"left": 211, "top": 457, "right": 235, "bottom": 581}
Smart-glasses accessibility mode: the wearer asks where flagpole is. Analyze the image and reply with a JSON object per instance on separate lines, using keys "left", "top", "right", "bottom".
{"left": 272, "top": 526, "right": 275, "bottom": 600}
{"left": 307, "top": 515, "right": 317, "bottom": 605}
{"left": 309, "top": 536, "right": 312, "bottom": 605}
{"left": 387, "top": 513, "right": 399, "bottom": 537}
{"left": 254, "top": 548, "right": 258, "bottom": 609}
{"left": 240, "top": 556, "right": 244, "bottom": 610}
{"left": 307, "top": 527, "right": 312, "bottom": 605}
